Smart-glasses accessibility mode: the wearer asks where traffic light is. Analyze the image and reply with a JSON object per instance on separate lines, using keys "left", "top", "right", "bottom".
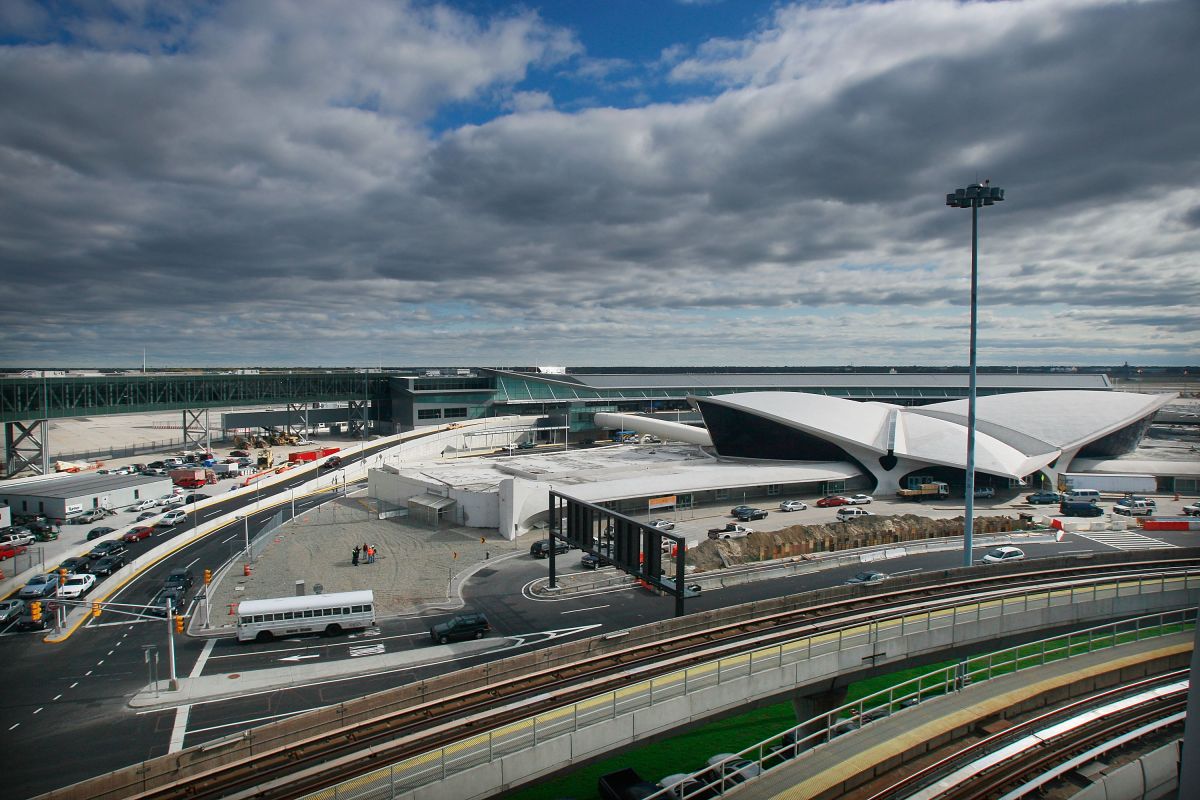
{"left": 30, "top": 601, "right": 42, "bottom": 622}
{"left": 204, "top": 569, "right": 212, "bottom": 585}
{"left": 92, "top": 602, "right": 101, "bottom": 618}
{"left": 174, "top": 615, "right": 185, "bottom": 634}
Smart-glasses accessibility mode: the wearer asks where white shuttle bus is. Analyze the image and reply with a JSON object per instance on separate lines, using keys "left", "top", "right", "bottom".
{"left": 236, "top": 589, "right": 375, "bottom": 643}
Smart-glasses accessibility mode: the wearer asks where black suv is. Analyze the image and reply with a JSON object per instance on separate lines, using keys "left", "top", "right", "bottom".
{"left": 56, "top": 556, "right": 91, "bottom": 575}
{"left": 581, "top": 551, "right": 613, "bottom": 569}
{"left": 529, "top": 539, "right": 570, "bottom": 558}
{"left": 88, "top": 540, "right": 128, "bottom": 561}
{"left": 148, "top": 586, "right": 185, "bottom": 617}
{"left": 164, "top": 568, "right": 195, "bottom": 593}
{"left": 429, "top": 613, "right": 490, "bottom": 644}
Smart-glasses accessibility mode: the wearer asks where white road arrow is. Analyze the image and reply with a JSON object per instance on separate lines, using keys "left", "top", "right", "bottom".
{"left": 504, "top": 624, "right": 603, "bottom": 648}
{"left": 278, "top": 654, "right": 320, "bottom": 663}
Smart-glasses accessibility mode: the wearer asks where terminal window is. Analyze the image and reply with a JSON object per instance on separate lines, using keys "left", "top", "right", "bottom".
{"left": 417, "top": 409, "right": 442, "bottom": 420}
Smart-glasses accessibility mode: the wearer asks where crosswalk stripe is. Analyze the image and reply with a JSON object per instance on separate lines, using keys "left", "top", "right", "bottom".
{"left": 1072, "top": 531, "right": 1176, "bottom": 551}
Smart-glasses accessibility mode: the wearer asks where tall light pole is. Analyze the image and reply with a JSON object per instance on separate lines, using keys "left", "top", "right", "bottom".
{"left": 946, "top": 181, "right": 1005, "bottom": 568}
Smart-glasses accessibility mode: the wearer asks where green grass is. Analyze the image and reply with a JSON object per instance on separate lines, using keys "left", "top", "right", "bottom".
{"left": 501, "top": 623, "right": 1192, "bottom": 800}
{"left": 502, "top": 661, "right": 954, "bottom": 800}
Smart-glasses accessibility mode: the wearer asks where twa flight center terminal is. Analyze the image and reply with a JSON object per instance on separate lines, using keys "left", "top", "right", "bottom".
{"left": 371, "top": 387, "right": 1178, "bottom": 538}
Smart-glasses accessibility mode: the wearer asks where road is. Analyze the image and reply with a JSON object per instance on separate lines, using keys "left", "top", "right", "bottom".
{"left": 1, "top": 482, "right": 1193, "bottom": 797}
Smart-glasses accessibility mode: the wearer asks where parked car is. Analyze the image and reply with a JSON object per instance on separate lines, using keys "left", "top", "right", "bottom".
{"left": 844, "top": 494, "right": 874, "bottom": 505}
{"left": 230, "top": 450, "right": 250, "bottom": 458}
{"left": 87, "top": 526, "right": 117, "bottom": 541}
{"left": 122, "top": 525, "right": 155, "bottom": 543}
{"left": 89, "top": 554, "right": 126, "bottom": 576}
{"left": 30, "top": 521, "right": 60, "bottom": 540}
{"left": 429, "top": 612, "right": 490, "bottom": 644}
{"left": 70, "top": 508, "right": 106, "bottom": 524}
{"left": 0, "top": 598, "right": 25, "bottom": 624}
{"left": 1183, "top": 503, "right": 1200, "bottom": 517}
{"left": 55, "top": 556, "right": 91, "bottom": 575}
{"left": 137, "top": 511, "right": 160, "bottom": 522}
{"left": 127, "top": 499, "right": 158, "bottom": 512}
{"left": 816, "top": 495, "right": 849, "bottom": 508}
{"left": 1, "top": 530, "right": 36, "bottom": 548}
{"left": 58, "top": 573, "right": 97, "bottom": 599}
{"left": 736, "top": 508, "right": 769, "bottom": 521}
{"left": 516, "top": 441, "right": 537, "bottom": 449}
{"left": 982, "top": 546, "right": 1025, "bottom": 564}
{"left": 1060, "top": 501, "right": 1104, "bottom": 517}
{"left": 1026, "top": 491, "right": 1063, "bottom": 505}
{"left": 649, "top": 519, "right": 676, "bottom": 531}
{"left": 705, "top": 754, "right": 761, "bottom": 785}
{"left": 184, "top": 493, "right": 211, "bottom": 504}
{"left": 530, "top": 539, "right": 570, "bottom": 558}
{"left": 157, "top": 494, "right": 186, "bottom": 508}
{"left": 973, "top": 486, "right": 996, "bottom": 498}
{"left": 581, "top": 551, "right": 613, "bottom": 569}
{"left": 147, "top": 461, "right": 166, "bottom": 469}
{"left": 836, "top": 507, "right": 874, "bottom": 521}
{"left": 88, "top": 540, "right": 128, "bottom": 560}
{"left": 0, "top": 543, "right": 28, "bottom": 560}
{"left": 729, "top": 505, "right": 758, "bottom": 517}
{"left": 844, "top": 571, "right": 888, "bottom": 585}
{"left": 779, "top": 500, "right": 808, "bottom": 512}
{"left": 19, "top": 573, "right": 61, "bottom": 599}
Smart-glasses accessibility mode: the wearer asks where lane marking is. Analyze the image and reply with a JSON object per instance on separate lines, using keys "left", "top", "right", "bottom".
{"left": 185, "top": 557, "right": 200, "bottom": 569}
{"left": 184, "top": 707, "right": 325, "bottom": 737}
{"left": 561, "top": 604, "right": 610, "bottom": 615}
{"left": 190, "top": 639, "right": 216, "bottom": 678}
{"left": 52, "top": 694, "right": 62, "bottom": 701}
{"left": 8, "top": 724, "right": 17, "bottom": 731}
{"left": 85, "top": 670, "right": 92, "bottom": 676}
{"left": 69, "top": 682, "right": 78, "bottom": 689}
{"left": 349, "top": 643, "right": 385, "bottom": 657}
{"left": 169, "top": 706, "right": 190, "bottom": 753}
{"left": 33, "top": 707, "right": 43, "bottom": 715}
{"left": 97, "top": 660, "right": 104, "bottom": 666}
{"left": 107, "top": 650, "right": 114, "bottom": 656}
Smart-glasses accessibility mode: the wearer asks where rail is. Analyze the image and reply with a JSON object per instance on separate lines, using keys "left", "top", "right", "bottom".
{"left": 40, "top": 555, "right": 1200, "bottom": 800}
{"left": 647, "top": 609, "right": 1196, "bottom": 800}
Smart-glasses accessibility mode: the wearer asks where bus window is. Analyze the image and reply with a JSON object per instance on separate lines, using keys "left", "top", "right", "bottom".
{"left": 254, "top": 615, "right": 264, "bottom": 623}
{"left": 303, "top": 610, "right": 313, "bottom": 618}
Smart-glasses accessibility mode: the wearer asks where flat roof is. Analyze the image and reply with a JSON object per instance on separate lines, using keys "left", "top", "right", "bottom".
{"left": 568, "top": 373, "right": 1111, "bottom": 390}
{"left": 0, "top": 473, "right": 168, "bottom": 499}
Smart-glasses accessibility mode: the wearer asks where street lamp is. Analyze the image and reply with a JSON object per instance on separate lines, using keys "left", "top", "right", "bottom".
{"left": 946, "top": 181, "right": 1005, "bottom": 568}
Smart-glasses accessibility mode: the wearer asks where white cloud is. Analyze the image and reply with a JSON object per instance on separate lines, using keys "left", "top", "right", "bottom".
{"left": 0, "top": 0, "right": 1196, "bottom": 367}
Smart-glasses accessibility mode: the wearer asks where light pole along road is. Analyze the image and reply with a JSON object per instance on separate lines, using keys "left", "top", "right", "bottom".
{"left": 946, "top": 180, "right": 1005, "bottom": 568}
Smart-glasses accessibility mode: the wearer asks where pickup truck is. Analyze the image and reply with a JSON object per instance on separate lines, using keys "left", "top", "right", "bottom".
{"left": 1181, "top": 503, "right": 1200, "bottom": 517}
{"left": 707, "top": 522, "right": 754, "bottom": 540}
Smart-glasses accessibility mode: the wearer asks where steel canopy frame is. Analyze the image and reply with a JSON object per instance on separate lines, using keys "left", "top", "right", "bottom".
{"left": 549, "top": 490, "right": 689, "bottom": 617}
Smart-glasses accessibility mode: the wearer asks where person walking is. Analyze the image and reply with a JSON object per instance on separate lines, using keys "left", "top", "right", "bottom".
{"left": 352, "top": 546, "right": 360, "bottom": 567}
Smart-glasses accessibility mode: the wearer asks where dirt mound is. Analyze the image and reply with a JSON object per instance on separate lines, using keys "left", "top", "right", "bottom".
{"left": 686, "top": 514, "right": 1035, "bottom": 572}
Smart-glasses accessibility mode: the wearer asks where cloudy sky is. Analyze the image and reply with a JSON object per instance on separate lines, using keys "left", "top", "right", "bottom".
{"left": 1, "top": 0, "right": 1197, "bottom": 369}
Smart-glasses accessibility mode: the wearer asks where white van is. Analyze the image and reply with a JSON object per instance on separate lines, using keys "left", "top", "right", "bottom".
{"left": 1065, "top": 489, "right": 1101, "bottom": 502}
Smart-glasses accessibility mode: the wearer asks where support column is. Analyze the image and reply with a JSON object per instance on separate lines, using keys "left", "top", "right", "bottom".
{"left": 786, "top": 686, "right": 849, "bottom": 755}
{"left": 182, "top": 409, "right": 210, "bottom": 453}
{"left": 5, "top": 419, "right": 49, "bottom": 477}
{"left": 286, "top": 402, "right": 310, "bottom": 438}
{"left": 347, "top": 398, "right": 369, "bottom": 438}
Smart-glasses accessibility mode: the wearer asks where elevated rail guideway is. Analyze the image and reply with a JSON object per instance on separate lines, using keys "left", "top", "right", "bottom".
{"left": 40, "top": 551, "right": 1200, "bottom": 800}
{"left": 2, "top": 372, "right": 390, "bottom": 475}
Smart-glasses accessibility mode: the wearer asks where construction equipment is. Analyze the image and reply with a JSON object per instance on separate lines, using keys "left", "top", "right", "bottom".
{"left": 257, "top": 449, "right": 274, "bottom": 470}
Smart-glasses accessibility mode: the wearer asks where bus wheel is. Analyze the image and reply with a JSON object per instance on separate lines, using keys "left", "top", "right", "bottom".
{"left": 255, "top": 631, "right": 273, "bottom": 643}
{"left": 324, "top": 624, "right": 342, "bottom": 637}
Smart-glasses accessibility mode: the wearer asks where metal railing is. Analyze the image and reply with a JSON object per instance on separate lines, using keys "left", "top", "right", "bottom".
{"left": 646, "top": 608, "right": 1197, "bottom": 800}
{"left": 299, "top": 574, "right": 1199, "bottom": 800}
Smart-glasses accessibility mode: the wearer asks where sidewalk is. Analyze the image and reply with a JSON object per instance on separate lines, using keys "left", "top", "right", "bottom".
{"left": 200, "top": 494, "right": 528, "bottom": 633}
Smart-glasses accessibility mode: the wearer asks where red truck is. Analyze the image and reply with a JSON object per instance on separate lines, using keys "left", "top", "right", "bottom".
{"left": 170, "top": 468, "right": 217, "bottom": 488}
{"left": 288, "top": 447, "right": 340, "bottom": 463}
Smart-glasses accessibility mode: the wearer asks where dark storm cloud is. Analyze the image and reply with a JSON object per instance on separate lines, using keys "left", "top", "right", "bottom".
{"left": 0, "top": 0, "right": 1196, "bottom": 367}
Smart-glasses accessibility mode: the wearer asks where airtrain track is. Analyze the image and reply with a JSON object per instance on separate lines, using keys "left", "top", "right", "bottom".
{"left": 868, "top": 670, "right": 1189, "bottom": 800}
{"left": 60, "top": 555, "right": 1200, "bottom": 800}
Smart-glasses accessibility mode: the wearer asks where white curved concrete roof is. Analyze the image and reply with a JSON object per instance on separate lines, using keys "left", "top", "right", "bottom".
{"left": 690, "top": 390, "right": 1171, "bottom": 481}
{"left": 918, "top": 390, "right": 1175, "bottom": 450}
